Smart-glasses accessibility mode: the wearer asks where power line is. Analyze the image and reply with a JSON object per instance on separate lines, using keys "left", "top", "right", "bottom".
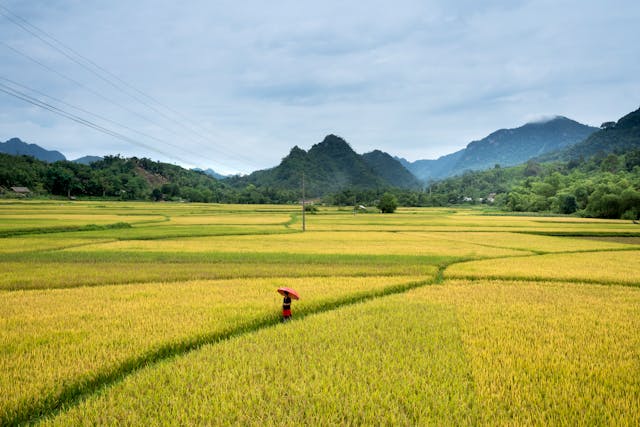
{"left": 0, "top": 41, "right": 184, "bottom": 142}
{"left": 0, "top": 39, "right": 250, "bottom": 172}
{"left": 0, "top": 81, "right": 196, "bottom": 165}
{"left": 0, "top": 76, "right": 235, "bottom": 171}
{"left": 0, "top": 2, "right": 260, "bottom": 170}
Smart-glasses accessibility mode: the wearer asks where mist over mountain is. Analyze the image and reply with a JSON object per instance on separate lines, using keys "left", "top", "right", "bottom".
{"left": 400, "top": 117, "right": 598, "bottom": 181}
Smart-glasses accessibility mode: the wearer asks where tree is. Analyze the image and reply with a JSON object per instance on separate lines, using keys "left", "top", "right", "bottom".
{"left": 524, "top": 160, "right": 542, "bottom": 177}
{"left": 378, "top": 192, "right": 398, "bottom": 213}
{"left": 620, "top": 188, "right": 640, "bottom": 220}
{"left": 557, "top": 194, "right": 578, "bottom": 214}
{"left": 151, "top": 188, "right": 163, "bottom": 201}
{"left": 45, "top": 164, "right": 81, "bottom": 197}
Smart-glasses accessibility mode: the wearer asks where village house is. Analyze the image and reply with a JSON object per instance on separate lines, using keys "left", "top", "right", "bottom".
{"left": 10, "top": 187, "right": 31, "bottom": 197}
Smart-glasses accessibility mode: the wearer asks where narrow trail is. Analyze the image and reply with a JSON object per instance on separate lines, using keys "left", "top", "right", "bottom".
{"left": 9, "top": 225, "right": 640, "bottom": 424}
{"left": 438, "top": 247, "right": 640, "bottom": 288}
{"left": 9, "top": 275, "right": 441, "bottom": 426}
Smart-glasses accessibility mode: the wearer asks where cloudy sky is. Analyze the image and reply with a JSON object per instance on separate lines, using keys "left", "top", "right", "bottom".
{"left": 1, "top": 0, "right": 639, "bottom": 174}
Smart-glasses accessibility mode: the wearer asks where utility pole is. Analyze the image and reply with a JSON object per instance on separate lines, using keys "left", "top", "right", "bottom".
{"left": 301, "top": 171, "right": 306, "bottom": 232}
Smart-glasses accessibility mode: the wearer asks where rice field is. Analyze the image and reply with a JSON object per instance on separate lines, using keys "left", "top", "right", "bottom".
{"left": 1, "top": 200, "right": 639, "bottom": 425}
{"left": 447, "top": 250, "right": 640, "bottom": 285}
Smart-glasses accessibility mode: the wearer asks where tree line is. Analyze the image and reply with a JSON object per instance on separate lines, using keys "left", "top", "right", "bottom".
{"left": 2, "top": 150, "right": 639, "bottom": 220}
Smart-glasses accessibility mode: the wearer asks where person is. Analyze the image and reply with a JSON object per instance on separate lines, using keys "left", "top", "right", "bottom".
{"left": 282, "top": 291, "right": 292, "bottom": 322}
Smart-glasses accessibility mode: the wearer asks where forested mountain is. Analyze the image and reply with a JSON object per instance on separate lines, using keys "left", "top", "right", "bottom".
{"left": 0, "top": 137, "right": 66, "bottom": 162}
{"left": 2, "top": 107, "right": 638, "bottom": 219}
{"left": 401, "top": 117, "right": 598, "bottom": 181}
{"left": 338, "top": 108, "right": 640, "bottom": 219}
{"left": 396, "top": 150, "right": 464, "bottom": 182}
{"left": 420, "top": 108, "right": 640, "bottom": 219}
{"left": 424, "top": 149, "right": 640, "bottom": 219}
{"left": 231, "top": 134, "right": 418, "bottom": 197}
{"left": 361, "top": 150, "right": 421, "bottom": 189}
{"left": 192, "top": 168, "right": 228, "bottom": 180}
{"left": 562, "top": 107, "right": 640, "bottom": 159}
{"left": 0, "top": 154, "right": 237, "bottom": 202}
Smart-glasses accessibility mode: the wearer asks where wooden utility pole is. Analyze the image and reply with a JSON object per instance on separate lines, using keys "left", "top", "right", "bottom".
{"left": 301, "top": 171, "right": 306, "bottom": 232}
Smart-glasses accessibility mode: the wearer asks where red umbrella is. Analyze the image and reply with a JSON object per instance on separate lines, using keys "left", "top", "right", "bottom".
{"left": 277, "top": 287, "right": 300, "bottom": 300}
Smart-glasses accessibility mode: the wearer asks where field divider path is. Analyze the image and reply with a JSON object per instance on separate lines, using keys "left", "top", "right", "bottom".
{"left": 11, "top": 277, "right": 437, "bottom": 426}
{"left": 440, "top": 247, "right": 640, "bottom": 288}
{"left": 395, "top": 231, "right": 545, "bottom": 255}
{"left": 443, "top": 274, "right": 640, "bottom": 287}
{"left": 0, "top": 222, "right": 133, "bottom": 238}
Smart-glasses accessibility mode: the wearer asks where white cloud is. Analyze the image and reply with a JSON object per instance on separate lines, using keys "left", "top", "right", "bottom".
{"left": 1, "top": 0, "right": 639, "bottom": 172}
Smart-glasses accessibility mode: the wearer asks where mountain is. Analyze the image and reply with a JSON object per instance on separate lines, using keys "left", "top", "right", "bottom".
{"left": 402, "top": 117, "right": 598, "bottom": 181}
{"left": 235, "top": 134, "right": 418, "bottom": 197}
{"left": 73, "top": 155, "right": 103, "bottom": 165}
{"left": 361, "top": 150, "right": 421, "bottom": 189}
{"left": 0, "top": 138, "right": 66, "bottom": 162}
{"left": 396, "top": 150, "right": 465, "bottom": 182}
{"left": 192, "top": 168, "right": 228, "bottom": 180}
{"left": 562, "top": 107, "right": 640, "bottom": 159}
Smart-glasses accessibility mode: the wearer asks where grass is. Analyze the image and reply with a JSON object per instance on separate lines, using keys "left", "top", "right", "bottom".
{"left": 64, "top": 231, "right": 534, "bottom": 257}
{"left": 0, "top": 252, "right": 441, "bottom": 290}
{"left": 41, "top": 295, "right": 477, "bottom": 426}
{"left": 0, "top": 201, "right": 638, "bottom": 425}
{"left": 446, "top": 250, "right": 640, "bottom": 286}
{"left": 0, "top": 276, "right": 429, "bottom": 424}
{"left": 410, "top": 280, "right": 640, "bottom": 424}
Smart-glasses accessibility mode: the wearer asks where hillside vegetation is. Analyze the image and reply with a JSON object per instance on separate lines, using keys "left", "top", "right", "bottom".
{"left": 400, "top": 116, "right": 598, "bottom": 181}
{"left": 425, "top": 108, "right": 640, "bottom": 219}
{"left": 230, "top": 134, "right": 420, "bottom": 196}
{"left": 0, "top": 154, "right": 299, "bottom": 203}
{"left": 2, "top": 108, "right": 639, "bottom": 219}
{"left": 427, "top": 149, "right": 640, "bottom": 219}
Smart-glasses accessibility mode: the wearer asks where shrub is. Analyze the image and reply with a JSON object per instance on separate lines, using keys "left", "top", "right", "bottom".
{"left": 378, "top": 192, "right": 398, "bottom": 213}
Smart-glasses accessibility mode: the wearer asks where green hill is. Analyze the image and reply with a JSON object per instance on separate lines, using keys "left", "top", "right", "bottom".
{"left": 423, "top": 108, "right": 640, "bottom": 219}
{"left": 402, "top": 117, "right": 598, "bottom": 181}
{"left": 563, "top": 107, "right": 640, "bottom": 159}
{"left": 0, "top": 137, "right": 66, "bottom": 162}
{"left": 361, "top": 150, "right": 421, "bottom": 190}
{"left": 234, "top": 134, "right": 419, "bottom": 197}
{"left": 0, "top": 153, "right": 236, "bottom": 202}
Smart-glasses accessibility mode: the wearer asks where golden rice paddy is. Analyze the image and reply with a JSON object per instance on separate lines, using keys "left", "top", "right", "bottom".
{"left": 0, "top": 200, "right": 638, "bottom": 425}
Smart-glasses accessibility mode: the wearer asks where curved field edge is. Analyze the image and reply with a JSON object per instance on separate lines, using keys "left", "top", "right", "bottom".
{"left": 0, "top": 253, "right": 446, "bottom": 291}
{"left": 1, "top": 276, "right": 435, "bottom": 426}
{"left": 41, "top": 295, "right": 477, "bottom": 426}
{"left": 43, "top": 279, "right": 640, "bottom": 425}
{"left": 445, "top": 249, "right": 640, "bottom": 286}
{"left": 0, "top": 221, "right": 133, "bottom": 238}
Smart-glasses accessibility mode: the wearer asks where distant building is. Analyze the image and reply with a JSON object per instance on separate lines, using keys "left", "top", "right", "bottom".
{"left": 299, "top": 198, "right": 320, "bottom": 205}
{"left": 10, "top": 187, "right": 31, "bottom": 197}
